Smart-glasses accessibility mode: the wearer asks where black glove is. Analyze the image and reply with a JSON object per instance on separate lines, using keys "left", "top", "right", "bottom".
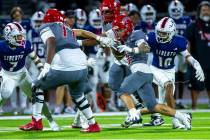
{"left": 88, "top": 66, "right": 94, "bottom": 76}
{"left": 103, "top": 60, "right": 110, "bottom": 72}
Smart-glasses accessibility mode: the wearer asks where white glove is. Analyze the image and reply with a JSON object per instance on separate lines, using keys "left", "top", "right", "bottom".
{"left": 96, "top": 36, "right": 115, "bottom": 48}
{"left": 193, "top": 61, "right": 205, "bottom": 81}
{"left": 126, "top": 108, "right": 141, "bottom": 124}
{"left": 117, "top": 45, "right": 132, "bottom": 53}
{"left": 96, "top": 48, "right": 106, "bottom": 59}
{"left": 37, "top": 63, "right": 50, "bottom": 80}
{"left": 86, "top": 58, "right": 96, "bottom": 66}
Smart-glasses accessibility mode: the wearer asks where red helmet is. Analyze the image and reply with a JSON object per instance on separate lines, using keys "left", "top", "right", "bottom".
{"left": 100, "top": 0, "right": 120, "bottom": 23}
{"left": 112, "top": 15, "right": 134, "bottom": 41}
{"left": 44, "top": 9, "right": 65, "bottom": 23}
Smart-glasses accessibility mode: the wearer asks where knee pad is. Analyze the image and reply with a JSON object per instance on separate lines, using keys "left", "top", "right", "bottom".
{"left": 32, "top": 87, "right": 44, "bottom": 104}
{"left": 72, "top": 95, "right": 90, "bottom": 111}
{"left": 1, "top": 88, "right": 14, "bottom": 99}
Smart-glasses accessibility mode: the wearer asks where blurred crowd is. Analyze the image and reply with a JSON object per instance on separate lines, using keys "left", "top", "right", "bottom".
{"left": 0, "top": 0, "right": 209, "bottom": 116}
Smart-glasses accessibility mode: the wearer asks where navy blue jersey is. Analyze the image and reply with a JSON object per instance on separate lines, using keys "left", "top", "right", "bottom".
{"left": 135, "top": 21, "right": 156, "bottom": 33}
{"left": 28, "top": 29, "right": 45, "bottom": 58}
{"left": 147, "top": 32, "right": 187, "bottom": 69}
{"left": 173, "top": 16, "right": 191, "bottom": 36}
{"left": 84, "top": 25, "right": 102, "bottom": 55}
{"left": 0, "top": 40, "right": 33, "bottom": 72}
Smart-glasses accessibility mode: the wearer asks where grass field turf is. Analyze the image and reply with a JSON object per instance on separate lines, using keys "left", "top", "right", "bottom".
{"left": 0, "top": 111, "right": 210, "bottom": 140}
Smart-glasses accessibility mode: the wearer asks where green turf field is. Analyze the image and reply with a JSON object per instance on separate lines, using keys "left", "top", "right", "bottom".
{"left": 0, "top": 111, "right": 210, "bottom": 140}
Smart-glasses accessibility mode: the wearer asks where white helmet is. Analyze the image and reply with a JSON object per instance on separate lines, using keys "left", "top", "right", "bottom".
{"left": 75, "top": 8, "right": 87, "bottom": 28}
{"left": 140, "top": 5, "right": 156, "bottom": 24}
{"left": 31, "top": 11, "right": 44, "bottom": 30}
{"left": 3, "top": 22, "right": 26, "bottom": 46}
{"left": 168, "top": 0, "right": 184, "bottom": 20}
{"left": 155, "top": 17, "right": 176, "bottom": 43}
{"left": 89, "top": 9, "right": 102, "bottom": 29}
{"left": 126, "top": 3, "right": 138, "bottom": 12}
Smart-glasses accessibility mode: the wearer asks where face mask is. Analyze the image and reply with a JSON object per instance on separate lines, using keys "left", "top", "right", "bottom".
{"left": 200, "top": 15, "right": 210, "bottom": 22}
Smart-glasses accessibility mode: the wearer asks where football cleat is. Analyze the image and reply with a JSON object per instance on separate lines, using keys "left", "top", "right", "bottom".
{"left": 80, "top": 123, "right": 101, "bottom": 133}
{"left": 143, "top": 114, "right": 164, "bottom": 126}
{"left": 49, "top": 121, "right": 60, "bottom": 131}
{"left": 121, "top": 115, "right": 143, "bottom": 128}
{"left": 172, "top": 117, "right": 185, "bottom": 129}
{"left": 179, "top": 113, "right": 192, "bottom": 130}
{"left": 19, "top": 117, "right": 43, "bottom": 131}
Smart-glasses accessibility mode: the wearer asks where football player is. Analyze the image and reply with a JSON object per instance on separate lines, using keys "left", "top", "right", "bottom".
{"left": 139, "top": 5, "right": 156, "bottom": 33}
{"left": 20, "top": 9, "right": 114, "bottom": 132}
{"left": 75, "top": 8, "right": 87, "bottom": 29}
{"left": 113, "top": 15, "right": 192, "bottom": 130}
{"left": 145, "top": 17, "right": 204, "bottom": 129}
{"left": 0, "top": 22, "right": 59, "bottom": 131}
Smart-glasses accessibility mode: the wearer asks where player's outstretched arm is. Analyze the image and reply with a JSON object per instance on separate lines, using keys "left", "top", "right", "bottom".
{"left": 180, "top": 50, "right": 205, "bottom": 81}
{"left": 28, "top": 51, "right": 44, "bottom": 71}
{"left": 117, "top": 39, "right": 150, "bottom": 54}
{"left": 73, "top": 29, "right": 115, "bottom": 48}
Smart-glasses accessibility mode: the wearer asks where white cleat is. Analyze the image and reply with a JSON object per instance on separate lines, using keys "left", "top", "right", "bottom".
{"left": 178, "top": 113, "right": 192, "bottom": 130}
{"left": 172, "top": 117, "right": 185, "bottom": 129}
{"left": 49, "top": 121, "right": 60, "bottom": 131}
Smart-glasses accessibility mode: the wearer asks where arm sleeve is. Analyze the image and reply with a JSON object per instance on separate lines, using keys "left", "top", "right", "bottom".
{"left": 40, "top": 26, "right": 55, "bottom": 44}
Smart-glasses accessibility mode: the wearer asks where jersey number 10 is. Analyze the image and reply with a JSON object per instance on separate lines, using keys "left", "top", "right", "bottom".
{"left": 158, "top": 56, "right": 172, "bottom": 68}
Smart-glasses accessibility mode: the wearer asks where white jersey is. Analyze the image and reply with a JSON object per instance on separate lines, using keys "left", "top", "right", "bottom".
{"left": 51, "top": 48, "right": 87, "bottom": 71}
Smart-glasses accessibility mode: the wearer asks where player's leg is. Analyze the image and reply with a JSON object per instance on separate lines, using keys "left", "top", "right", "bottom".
{"left": 19, "top": 70, "right": 62, "bottom": 131}
{"left": 138, "top": 83, "right": 192, "bottom": 130}
{"left": 87, "top": 64, "right": 100, "bottom": 112}
{"left": 119, "top": 71, "right": 154, "bottom": 125}
{"left": 68, "top": 69, "right": 100, "bottom": 132}
{"left": 54, "top": 86, "right": 65, "bottom": 114}
{"left": 0, "top": 73, "right": 17, "bottom": 107}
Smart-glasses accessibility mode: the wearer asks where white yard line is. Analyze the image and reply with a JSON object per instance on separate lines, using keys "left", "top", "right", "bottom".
{"left": 0, "top": 109, "right": 210, "bottom": 120}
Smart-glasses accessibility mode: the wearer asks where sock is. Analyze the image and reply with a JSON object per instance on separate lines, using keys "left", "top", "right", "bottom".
{"left": 74, "top": 95, "right": 96, "bottom": 125}
{"left": 42, "top": 102, "right": 53, "bottom": 122}
{"left": 32, "top": 89, "right": 44, "bottom": 121}
{"left": 73, "top": 110, "right": 81, "bottom": 124}
{"left": 174, "top": 111, "right": 184, "bottom": 120}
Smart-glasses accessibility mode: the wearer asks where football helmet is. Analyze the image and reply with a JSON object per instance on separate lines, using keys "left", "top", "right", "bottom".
{"left": 140, "top": 5, "right": 156, "bottom": 24}
{"left": 31, "top": 11, "right": 44, "bottom": 31}
{"left": 168, "top": 0, "right": 184, "bottom": 20}
{"left": 112, "top": 15, "right": 134, "bottom": 41}
{"left": 155, "top": 17, "right": 176, "bottom": 43}
{"left": 100, "top": 0, "right": 120, "bottom": 23}
{"left": 89, "top": 9, "right": 102, "bottom": 29}
{"left": 126, "top": 3, "right": 138, "bottom": 12}
{"left": 44, "top": 9, "right": 65, "bottom": 23}
{"left": 3, "top": 22, "right": 26, "bottom": 46}
{"left": 75, "top": 8, "right": 87, "bottom": 29}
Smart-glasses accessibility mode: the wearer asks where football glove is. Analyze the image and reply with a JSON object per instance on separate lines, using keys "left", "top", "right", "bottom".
{"left": 37, "top": 63, "right": 50, "bottom": 80}
{"left": 96, "top": 36, "right": 115, "bottom": 48}
{"left": 103, "top": 60, "right": 110, "bottom": 72}
{"left": 193, "top": 61, "right": 205, "bottom": 81}
{"left": 86, "top": 58, "right": 96, "bottom": 67}
{"left": 117, "top": 45, "right": 132, "bottom": 53}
